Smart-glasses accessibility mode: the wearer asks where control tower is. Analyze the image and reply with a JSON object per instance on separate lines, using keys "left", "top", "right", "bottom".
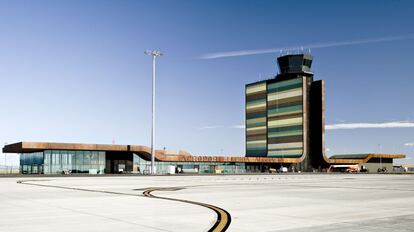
{"left": 245, "top": 53, "right": 324, "bottom": 171}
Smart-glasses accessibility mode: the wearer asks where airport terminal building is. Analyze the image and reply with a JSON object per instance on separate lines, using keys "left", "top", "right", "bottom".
{"left": 3, "top": 142, "right": 248, "bottom": 175}
{"left": 2, "top": 141, "right": 403, "bottom": 175}
{"left": 2, "top": 54, "right": 405, "bottom": 174}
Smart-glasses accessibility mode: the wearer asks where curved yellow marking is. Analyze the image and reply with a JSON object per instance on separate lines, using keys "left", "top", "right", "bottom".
{"left": 142, "top": 187, "right": 231, "bottom": 232}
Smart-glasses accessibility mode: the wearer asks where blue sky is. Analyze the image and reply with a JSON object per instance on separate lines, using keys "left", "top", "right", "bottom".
{"left": 1, "top": 0, "right": 414, "bottom": 165}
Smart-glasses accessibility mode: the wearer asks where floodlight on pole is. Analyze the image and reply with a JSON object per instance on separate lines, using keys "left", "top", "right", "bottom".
{"left": 144, "top": 50, "right": 163, "bottom": 175}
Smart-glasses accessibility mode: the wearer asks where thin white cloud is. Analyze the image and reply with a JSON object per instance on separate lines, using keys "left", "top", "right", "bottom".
{"left": 200, "top": 33, "right": 414, "bottom": 59}
{"left": 326, "top": 121, "right": 414, "bottom": 130}
{"left": 231, "top": 125, "right": 245, "bottom": 129}
{"left": 404, "top": 143, "right": 414, "bottom": 147}
{"left": 197, "top": 126, "right": 222, "bottom": 130}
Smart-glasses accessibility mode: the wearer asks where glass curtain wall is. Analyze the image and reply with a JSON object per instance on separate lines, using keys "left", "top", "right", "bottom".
{"left": 28, "top": 150, "right": 105, "bottom": 175}
{"left": 20, "top": 152, "right": 44, "bottom": 174}
{"left": 22, "top": 151, "right": 247, "bottom": 175}
{"left": 133, "top": 153, "right": 246, "bottom": 175}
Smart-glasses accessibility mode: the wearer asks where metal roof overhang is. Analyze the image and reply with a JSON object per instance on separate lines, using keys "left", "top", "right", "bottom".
{"left": 3, "top": 142, "right": 406, "bottom": 164}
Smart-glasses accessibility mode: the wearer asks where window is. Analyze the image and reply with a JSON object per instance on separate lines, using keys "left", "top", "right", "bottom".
{"left": 75, "top": 151, "right": 84, "bottom": 172}
{"left": 91, "top": 151, "right": 98, "bottom": 166}
{"left": 52, "top": 151, "right": 60, "bottom": 165}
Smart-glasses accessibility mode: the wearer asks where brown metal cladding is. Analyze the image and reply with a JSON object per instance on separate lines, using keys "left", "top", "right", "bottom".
{"left": 2, "top": 141, "right": 405, "bottom": 164}
{"left": 246, "top": 92, "right": 267, "bottom": 101}
{"left": 268, "top": 135, "right": 303, "bottom": 144}
{"left": 246, "top": 135, "right": 267, "bottom": 141}
{"left": 268, "top": 101, "right": 302, "bottom": 109}
{"left": 246, "top": 129, "right": 266, "bottom": 136}
{"left": 246, "top": 107, "right": 266, "bottom": 114}
{"left": 267, "top": 96, "right": 303, "bottom": 107}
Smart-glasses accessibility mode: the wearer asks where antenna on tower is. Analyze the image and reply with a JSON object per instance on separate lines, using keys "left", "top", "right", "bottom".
{"left": 112, "top": 137, "right": 115, "bottom": 145}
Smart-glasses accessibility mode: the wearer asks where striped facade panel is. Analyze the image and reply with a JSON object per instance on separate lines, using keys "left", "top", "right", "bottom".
{"left": 246, "top": 82, "right": 267, "bottom": 156}
{"left": 267, "top": 78, "right": 304, "bottom": 158}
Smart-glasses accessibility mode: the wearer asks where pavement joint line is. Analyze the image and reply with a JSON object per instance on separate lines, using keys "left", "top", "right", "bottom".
{"left": 273, "top": 183, "right": 414, "bottom": 192}
{"left": 275, "top": 213, "right": 414, "bottom": 232}
{"left": 16, "top": 180, "right": 232, "bottom": 232}
{"left": 14, "top": 180, "right": 174, "bottom": 231}
{"left": 4, "top": 175, "right": 413, "bottom": 232}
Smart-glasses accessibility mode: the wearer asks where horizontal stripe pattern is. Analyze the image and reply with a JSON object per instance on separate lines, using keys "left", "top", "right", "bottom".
{"left": 246, "top": 82, "right": 267, "bottom": 157}
{"left": 268, "top": 142, "right": 303, "bottom": 150}
{"left": 246, "top": 92, "right": 266, "bottom": 101}
{"left": 268, "top": 117, "right": 302, "bottom": 128}
{"left": 246, "top": 140, "right": 266, "bottom": 145}
{"left": 268, "top": 149, "right": 303, "bottom": 157}
{"left": 246, "top": 117, "right": 266, "bottom": 127}
{"left": 246, "top": 135, "right": 266, "bottom": 141}
{"left": 268, "top": 135, "right": 303, "bottom": 144}
{"left": 268, "top": 125, "right": 302, "bottom": 133}
{"left": 268, "top": 104, "right": 302, "bottom": 116}
{"left": 268, "top": 112, "right": 303, "bottom": 121}
{"left": 246, "top": 101, "right": 266, "bottom": 110}
{"left": 246, "top": 126, "right": 266, "bottom": 131}
{"left": 268, "top": 78, "right": 302, "bottom": 90}
{"left": 267, "top": 77, "right": 304, "bottom": 158}
{"left": 268, "top": 89, "right": 302, "bottom": 101}
{"left": 268, "top": 130, "right": 302, "bottom": 138}
{"left": 246, "top": 117, "right": 266, "bottom": 123}
{"left": 246, "top": 83, "right": 266, "bottom": 94}
{"left": 267, "top": 95, "right": 302, "bottom": 108}
{"left": 246, "top": 112, "right": 266, "bottom": 119}
{"left": 246, "top": 77, "right": 305, "bottom": 158}
{"left": 246, "top": 129, "right": 267, "bottom": 137}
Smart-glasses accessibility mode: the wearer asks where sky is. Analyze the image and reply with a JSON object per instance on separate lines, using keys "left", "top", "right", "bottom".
{"left": 1, "top": 0, "right": 414, "bottom": 165}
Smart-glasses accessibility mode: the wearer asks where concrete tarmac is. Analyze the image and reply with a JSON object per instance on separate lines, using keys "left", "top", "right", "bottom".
{"left": 0, "top": 174, "right": 413, "bottom": 232}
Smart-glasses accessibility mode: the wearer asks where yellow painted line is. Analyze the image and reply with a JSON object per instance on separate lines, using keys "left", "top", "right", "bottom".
{"left": 142, "top": 187, "right": 231, "bottom": 231}
{"left": 16, "top": 181, "right": 231, "bottom": 231}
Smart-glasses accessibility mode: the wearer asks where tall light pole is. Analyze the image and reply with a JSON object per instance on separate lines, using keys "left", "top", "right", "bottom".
{"left": 378, "top": 144, "right": 383, "bottom": 170}
{"left": 145, "top": 50, "right": 162, "bottom": 175}
{"left": 3, "top": 143, "right": 7, "bottom": 174}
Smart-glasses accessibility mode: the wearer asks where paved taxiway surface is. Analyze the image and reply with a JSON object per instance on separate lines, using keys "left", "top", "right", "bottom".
{"left": 0, "top": 174, "right": 413, "bottom": 231}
